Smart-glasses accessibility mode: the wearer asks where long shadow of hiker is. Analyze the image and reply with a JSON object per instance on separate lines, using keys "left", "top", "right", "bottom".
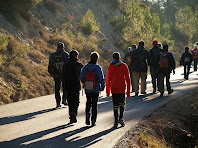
{"left": 0, "top": 108, "right": 59, "bottom": 126}
{"left": 0, "top": 125, "right": 115, "bottom": 148}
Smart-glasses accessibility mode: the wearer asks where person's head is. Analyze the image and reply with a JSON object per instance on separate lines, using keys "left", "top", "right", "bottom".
{"left": 57, "top": 42, "right": 64, "bottom": 49}
{"left": 196, "top": 42, "right": 198, "bottom": 46}
{"left": 195, "top": 45, "right": 198, "bottom": 49}
{"left": 90, "top": 52, "right": 99, "bottom": 63}
{"left": 163, "top": 45, "right": 168, "bottom": 52}
{"left": 157, "top": 43, "right": 162, "bottom": 48}
{"left": 128, "top": 47, "right": 132, "bottom": 51}
{"left": 152, "top": 40, "right": 158, "bottom": 46}
{"left": 113, "top": 52, "right": 121, "bottom": 60}
{"left": 139, "top": 41, "right": 144, "bottom": 47}
{"left": 132, "top": 44, "right": 137, "bottom": 50}
{"left": 185, "top": 47, "right": 189, "bottom": 52}
{"left": 69, "top": 50, "right": 79, "bottom": 59}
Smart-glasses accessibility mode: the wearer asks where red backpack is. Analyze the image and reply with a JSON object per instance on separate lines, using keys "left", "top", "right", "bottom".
{"left": 159, "top": 52, "right": 169, "bottom": 69}
{"left": 84, "top": 69, "right": 97, "bottom": 90}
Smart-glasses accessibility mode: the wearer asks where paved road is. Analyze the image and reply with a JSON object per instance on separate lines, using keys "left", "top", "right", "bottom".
{"left": 0, "top": 67, "right": 198, "bottom": 148}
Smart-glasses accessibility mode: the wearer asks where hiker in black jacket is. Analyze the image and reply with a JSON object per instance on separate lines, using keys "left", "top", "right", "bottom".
{"left": 150, "top": 40, "right": 160, "bottom": 93}
{"left": 157, "top": 45, "right": 175, "bottom": 97}
{"left": 180, "top": 47, "right": 193, "bottom": 80}
{"left": 63, "top": 50, "right": 83, "bottom": 124}
{"left": 48, "top": 42, "right": 69, "bottom": 108}
{"left": 131, "top": 41, "right": 150, "bottom": 96}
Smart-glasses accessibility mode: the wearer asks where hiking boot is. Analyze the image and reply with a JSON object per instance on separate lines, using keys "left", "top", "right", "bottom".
{"left": 85, "top": 118, "right": 90, "bottom": 125}
{"left": 56, "top": 104, "right": 61, "bottom": 108}
{"left": 91, "top": 121, "right": 96, "bottom": 127}
{"left": 70, "top": 112, "right": 77, "bottom": 123}
{"left": 62, "top": 100, "right": 68, "bottom": 105}
{"left": 119, "top": 119, "right": 125, "bottom": 127}
{"left": 113, "top": 122, "right": 118, "bottom": 128}
{"left": 168, "top": 89, "right": 174, "bottom": 95}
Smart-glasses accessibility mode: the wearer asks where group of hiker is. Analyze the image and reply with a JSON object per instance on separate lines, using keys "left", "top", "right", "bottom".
{"left": 124, "top": 40, "right": 175, "bottom": 97}
{"left": 180, "top": 42, "right": 198, "bottom": 80}
{"left": 48, "top": 41, "right": 198, "bottom": 128}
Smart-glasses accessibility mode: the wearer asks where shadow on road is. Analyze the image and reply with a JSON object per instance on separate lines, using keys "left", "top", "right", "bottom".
{"left": 0, "top": 124, "right": 115, "bottom": 148}
{"left": 0, "top": 108, "right": 60, "bottom": 126}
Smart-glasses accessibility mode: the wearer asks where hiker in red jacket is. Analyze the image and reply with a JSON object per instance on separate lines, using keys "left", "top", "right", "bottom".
{"left": 106, "top": 52, "right": 130, "bottom": 128}
{"left": 192, "top": 45, "right": 198, "bottom": 71}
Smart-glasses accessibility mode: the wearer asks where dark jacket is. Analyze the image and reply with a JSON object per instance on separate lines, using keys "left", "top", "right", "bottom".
{"left": 180, "top": 51, "right": 192, "bottom": 66}
{"left": 80, "top": 62, "right": 105, "bottom": 94}
{"left": 131, "top": 46, "right": 150, "bottom": 72}
{"left": 157, "top": 51, "right": 175, "bottom": 74}
{"left": 150, "top": 46, "right": 160, "bottom": 67}
{"left": 48, "top": 48, "right": 69, "bottom": 78}
{"left": 63, "top": 58, "right": 83, "bottom": 91}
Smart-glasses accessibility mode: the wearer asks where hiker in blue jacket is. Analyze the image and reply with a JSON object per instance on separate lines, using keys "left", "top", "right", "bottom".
{"left": 80, "top": 52, "right": 105, "bottom": 126}
{"left": 48, "top": 42, "right": 69, "bottom": 108}
{"left": 180, "top": 47, "right": 192, "bottom": 80}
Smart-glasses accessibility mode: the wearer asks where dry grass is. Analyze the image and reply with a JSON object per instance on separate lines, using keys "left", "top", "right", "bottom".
{"left": 28, "top": 49, "right": 45, "bottom": 63}
{"left": 45, "top": 1, "right": 64, "bottom": 14}
{"left": 48, "top": 35, "right": 72, "bottom": 51}
{"left": 65, "top": 14, "right": 74, "bottom": 23}
{"left": 7, "top": 65, "right": 22, "bottom": 80}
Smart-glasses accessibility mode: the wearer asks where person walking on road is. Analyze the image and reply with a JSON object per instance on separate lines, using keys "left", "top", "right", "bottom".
{"left": 48, "top": 42, "right": 69, "bottom": 108}
{"left": 157, "top": 45, "right": 175, "bottom": 97}
{"left": 106, "top": 52, "right": 130, "bottom": 128}
{"left": 131, "top": 41, "right": 150, "bottom": 96}
{"left": 180, "top": 47, "right": 192, "bottom": 80}
{"left": 150, "top": 40, "right": 160, "bottom": 93}
{"left": 63, "top": 50, "right": 83, "bottom": 124}
{"left": 124, "top": 45, "right": 136, "bottom": 92}
{"left": 80, "top": 52, "right": 105, "bottom": 126}
{"left": 192, "top": 45, "right": 198, "bottom": 71}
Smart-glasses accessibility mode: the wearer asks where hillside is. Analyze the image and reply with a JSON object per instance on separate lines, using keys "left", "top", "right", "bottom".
{"left": 0, "top": 0, "right": 197, "bottom": 105}
{"left": 0, "top": 0, "right": 123, "bottom": 105}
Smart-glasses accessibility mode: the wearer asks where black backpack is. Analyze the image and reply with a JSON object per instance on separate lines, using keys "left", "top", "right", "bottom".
{"left": 53, "top": 54, "right": 64, "bottom": 74}
{"left": 138, "top": 51, "right": 145, "bottom": 68}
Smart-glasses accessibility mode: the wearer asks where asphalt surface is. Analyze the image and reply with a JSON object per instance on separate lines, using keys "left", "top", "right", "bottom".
{"left": 0, "top": 67, "right": 198, "bottom": 148}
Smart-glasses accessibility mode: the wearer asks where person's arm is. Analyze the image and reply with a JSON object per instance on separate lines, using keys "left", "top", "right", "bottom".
{"left": 169, "top": 53, "right": 176, "bottom": 73}
{"left": 80, "top": 65, "right": 86, "bottom": 83}
{"left": 48, "top": 54, "right": 54, "bottom": 76}
{"left": 180, "top": 53, "right": 184, "bottom": 66}
{"left": 124, "top": 64, "right": 131, "bottom": 97}
{"left": 106, "top": 65, "right": 111, "bottom": 97}
{"left": 97, "top": 66, "right": 105, "bottom": 91}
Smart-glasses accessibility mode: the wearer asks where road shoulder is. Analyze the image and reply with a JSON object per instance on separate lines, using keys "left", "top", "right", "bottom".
{"left": 114, "top": 87, "right": 198, "bottom": 148}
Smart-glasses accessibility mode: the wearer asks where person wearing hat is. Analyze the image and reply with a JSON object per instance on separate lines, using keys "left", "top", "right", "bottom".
{"left": 192, "top": 45, "right": 198, "bottom": 71}
{"left": 150, "top": 40, "right": 160, "bottom": 93}
{"left": 48, "top": 42, "right": 69, "bottom": 108}
{"left": 180, "top": 47, "right": 192, "bottom": 80}
{"left": 131, "top": 41, "right": 150, "bottom": 96}
{"left": 157, "top": 45, "right": 175, "bottom": 97}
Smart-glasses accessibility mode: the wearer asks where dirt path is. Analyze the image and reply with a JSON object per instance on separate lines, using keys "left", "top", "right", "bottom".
{"left": 114, "top": 87, "right": 198, "bottom": 148}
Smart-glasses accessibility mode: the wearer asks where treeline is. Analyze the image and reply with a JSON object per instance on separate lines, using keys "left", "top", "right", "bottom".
{"left": 110, "top": 0, "right": 198, "bottom": 51}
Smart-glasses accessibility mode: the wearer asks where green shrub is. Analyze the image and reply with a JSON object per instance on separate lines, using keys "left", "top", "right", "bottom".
{"left": 0, "top": 34, "right": 9, "bottom": 51}
{"left": 0, "top": 54, "right": 8, "bottom": 66}
{"left": 79, "top": 9, "right": 100, "bottom": 35}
